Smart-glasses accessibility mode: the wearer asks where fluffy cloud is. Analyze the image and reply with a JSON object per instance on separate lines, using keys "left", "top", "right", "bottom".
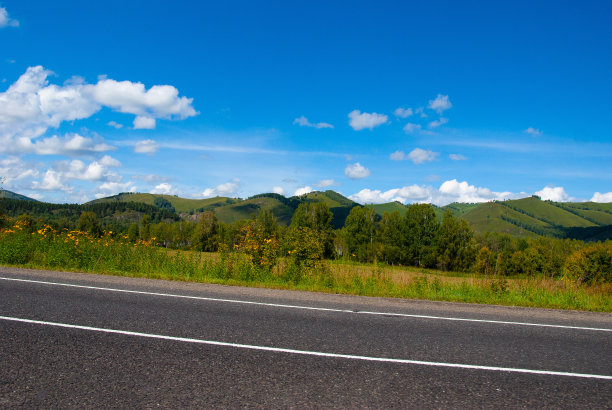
{"left": 133, "top": 116, "right": 156, "bottom": 129}
{"left": 89, "top": 78, "right": 196, "bottom": 119}
{"left": 408, "top": 148, "right": 438, "bottom": 164}
{"left": 150, "top": 183, "right": 175, "bottom": 195}
{"left": 95, "top": 181, "right": 135, "bottom": 198}
{"left": 0, "top": 65, "right": 195, "bottom": 155}
{"left": 428, "top": 117, "right": 448, "bottom": 129}
{"left": 99, "top": 155, "right": 121, "bottom": 167}
{"left": 591, "top": 192, "right": 612, "bottom": 203}
{"left": 449, "top": 154, "right": 467, "bottom": 161}
{"left": 525, "top": 127, "right": 541, "bottom": 136}
{"left": 403, "top": 123, "right": 421, "bottom": 134}
{"left": 134, "top": 139, "right": 160, "bottom": 155}
{"left": 315, "top": 179, "right": 336, "bottom": 188}
{"left": 345, "top": 162, "right": 370, "bottom": 179}
{"left": 273, "top": 186, "right": 285, "bottom": 195}
{"left": 107, "top": 120, "right": 123, "bottom": 129}
{"left": 0, "top": 7, "right": 19, "bottom": 28}
{"left": 428, "top": 94, "right": 452, "bottom": 114}
{"left": 535, "top": 186, "right": 570, "bottom": 202}
{"left": 293, "top": 116, "right": 334, "bottom": 129}
{"left": 202, "top": 179, "right": 240, "bottom": 198}
{"left": 10, "top": 133, "right": 116, "bottom": 156}
{"left": 390, "top": 149, "right": 438, "bottom": 164}
{"left": 393, "top": 107, "right": 413, "bottom": 118}
{"left": 348, "top": 110, "right": 388, "bottom": 131}
{"left": 32, "top": 170, "right": 69, "bottom": 191}
{"left": 294, "top": 186, "right": 313, "bottom": 196}
{"left": 390, "top": 150, "right": 406, "bottom": 161}
{"left": 350, "top": 179, "right": 521, "bottom": 206}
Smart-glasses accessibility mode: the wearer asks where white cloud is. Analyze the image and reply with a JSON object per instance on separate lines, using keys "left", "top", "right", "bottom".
{"left": 133, "top": 116, "right": 156, "bottom": 129}
{"left": 294, "top": 186, "right": 313, "bottom": 196}
{"left": 535, "top": 186, "right": 571, "bottom": 202}
{"left": 107, "top": 120, "right": 123, "bottom": 129}
{"left": 0, "top": 65, "right": 195, "bottom": 156}
{"left": 293, "top": 116, "right": 333, "bottom": 129}
{"left": 591, "top": 192, "right": 612, "bottom": 203}
{"left": 348, "top": 110, "right": 388, "bottom": 131}
{"left": 407, "top": 148, "right": 438, "bottom": 164}
{"left": 403, "top": 122, "right": 421, "bottom": 134}
{"left": 350, "top": 179, "right": 522, "bottom": 206}
{"left": 134, "top": 139, "right": 159, "bottom": 155}
{"left": 315, "top": 179, "right": 336, "bottom": 188}
{"left": 33, "top": 170, "right": 69, "bottom": 191}
{"left": 272, "top": 186, "right": 284, "bottom": 195}
{"left": 415, "top": 107, "right": 427, "bottom": 118}
{"left": 99, "top": 155, "right": 121, "bottom": 167}
{"left": 202, "top": 179, "right": 240, "bottom": 198}
{"left": 390, "top": 150, "right": 406, "bottom": 161}
{"left": 345, "top": 162, "right": 370, "bottom": 179}
{"left": 449, "top": 154, "right": 467, "bottom": 161}
{"left": 393, "top": 107, "right": 413, "bottom": 118}
{"left": 13, "top": 133, "right": 116, "bottom": 156}
{"left": 95, "top": 181, "right": 135, "bottom": 198}
{"left": 428, "top": 117, "right": 448, "bottom": 129}
{"left": 428, "top": 94, "right": 452, "bottom": 114}
{"left": 525, "top": 127, "right": 542, "bottom": 136}
{"left": 89, "top": 78, "right": 197, "bottom": 119}
{"left": 0, "top": 7, "right": 19, "bottom": 28}
{"left": 151, "top": 183, "right": 175, "bottom": 195}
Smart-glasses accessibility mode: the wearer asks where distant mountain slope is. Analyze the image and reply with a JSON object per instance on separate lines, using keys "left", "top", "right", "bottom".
{"left": 80, "top": 191, "right": 612, "bottom": 241}
{"left": 88, "top": 192, "right": 238, "bottom": 214}
{"left": 88, "top": 190, "right": 358, "bottom": 228}
{"left": 370, "top": 202, "right": 408, "bottom": 217}
{"left": 0, "top": 190, "right": 37, "bottom": 202}
{"left": 461, "top": 196, "right": 612, "bottom": 240}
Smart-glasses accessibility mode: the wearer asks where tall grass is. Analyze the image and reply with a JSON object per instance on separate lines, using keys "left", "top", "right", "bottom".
{"left": 1, "top": 224, "right": 610, "bottom": 312}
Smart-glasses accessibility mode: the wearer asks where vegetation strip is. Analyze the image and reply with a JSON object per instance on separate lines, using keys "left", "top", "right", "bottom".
{"left": 1, "top": 193, "right": 610, "bottom": 312}
{"left": 2, "top": 316, "right": 611, "bottom": 380}
{"left": 2, "top": 276, "right": 610, "bottom": 332}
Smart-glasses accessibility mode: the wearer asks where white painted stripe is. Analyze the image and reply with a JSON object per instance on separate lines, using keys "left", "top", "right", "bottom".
{"left": 1, "top": 276, "right": 610, "bottom": 332}
{"left": 1, "top": 315, "right": 610, "bottom": 380}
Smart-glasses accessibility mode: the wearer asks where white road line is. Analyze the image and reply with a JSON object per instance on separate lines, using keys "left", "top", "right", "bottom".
{"left": 1, "top": 276, "right": 611, "bottom": 332}
{"left": 1, "top": 315, "right": 610, "bottom": 380}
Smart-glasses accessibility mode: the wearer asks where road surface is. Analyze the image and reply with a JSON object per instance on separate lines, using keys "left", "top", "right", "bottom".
{"left": 1, "top": 266, "right": 611, "bottom": 408}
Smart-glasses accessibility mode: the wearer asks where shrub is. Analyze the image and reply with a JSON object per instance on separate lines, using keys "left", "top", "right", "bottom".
{"left": 564, "top": 243, "right": 612, "bottom": 285}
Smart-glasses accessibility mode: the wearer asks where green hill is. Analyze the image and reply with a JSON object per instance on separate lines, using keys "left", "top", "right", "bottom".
{"left": 461, "top": 196, "right": 612, "bottom": 241}
{"left": 370, "top": 202, "right": 408, "bottom": 217}
{"left": 74, "top": 191, "right": 612, "bottom": 241}
{"left": 0, "top": 190, "right": 37, "bottom": 202}
{"left": 88, "top": 192, "right": 237, "bottom": 214}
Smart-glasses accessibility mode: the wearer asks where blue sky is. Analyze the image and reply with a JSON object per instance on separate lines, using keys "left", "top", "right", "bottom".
{"left": 1, "top": 0, "right": 611, "bottom": 205}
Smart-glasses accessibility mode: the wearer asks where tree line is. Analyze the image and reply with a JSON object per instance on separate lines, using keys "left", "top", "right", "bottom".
{"left": 1, "top": 199, "right": 609, "bottom": 285}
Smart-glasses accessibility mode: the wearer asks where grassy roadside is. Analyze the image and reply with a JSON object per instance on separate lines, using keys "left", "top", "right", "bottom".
{"left": 1, "top": 226, "right": 610, "bottom": 312}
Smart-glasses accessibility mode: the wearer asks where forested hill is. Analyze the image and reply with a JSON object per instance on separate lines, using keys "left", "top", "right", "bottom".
{"left": 3, "top": 190, "right": 612, "bottom": 241}
{"left": 0, "top": 190, "right": 37, "bottom": 202}
{"left": 87, "top": 190, "right": 360, "bottom": 228}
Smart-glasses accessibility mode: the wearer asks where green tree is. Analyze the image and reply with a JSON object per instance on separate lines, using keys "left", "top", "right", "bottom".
{"left": 127, "top": 222, "right": 139, "bottom": 243}
{"left": 343, "top": 206, "right": 378, "bottom": 262}
{"left": 403, "top": 203, "right": 439, "bottom": 268}
{"left": 436, "top": 211, "right": 475, "bottom": 271}
{"left": 192, "top": 211, "right": 219, "bottom": 252}
{"left": 77, "top": 211, "right": 102, "bottom": 237}
{"left": 290, "top": 203, "right": 335, "bottom": 258}
{"left": 139, "top": 215, "right": 151, "bottom": 241}
{"left": 377, "top": 211, "right": 403, "bottom": 264}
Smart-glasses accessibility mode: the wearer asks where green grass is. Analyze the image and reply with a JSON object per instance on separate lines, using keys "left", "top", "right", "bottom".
{"left": 1, "top": 227, "right": 609, "bottom": 312}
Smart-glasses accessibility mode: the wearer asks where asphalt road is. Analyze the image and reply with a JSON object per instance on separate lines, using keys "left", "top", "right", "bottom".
{"left": 1, "top": 267, "right": 611, "bottom": 408}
